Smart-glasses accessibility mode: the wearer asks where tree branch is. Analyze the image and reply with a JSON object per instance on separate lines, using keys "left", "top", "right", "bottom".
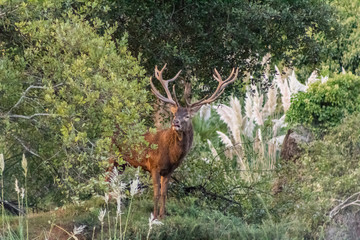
{"left": 7, "top": 113, "right": 57, "bottom": 120}
{"left": 12, "top": 135, "right": 41, "bottom": 158}
{"left": 7, "top": 83, "right": 63, "bottom": 114}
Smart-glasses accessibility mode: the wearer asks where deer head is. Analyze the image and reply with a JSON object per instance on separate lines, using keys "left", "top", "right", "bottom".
{"left": 150, "top": 64, "right": 239, "bottom": 132}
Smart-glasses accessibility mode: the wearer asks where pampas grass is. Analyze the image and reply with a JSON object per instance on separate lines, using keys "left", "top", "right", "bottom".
{"left": 199, "top": 104, "right": 212, "bottom": 121}
{"left": 307, "top": 70, "right": 318, "bottom": 86}
{"left": 275, "top": 66, "right": 291, "bottom": 112}
{"left": 263, "top": 85, "right": 277, "bottom": 118}
{"left": 214, "top": 65, "right": 327, "bottom": 182}
{"left": 146, "top": 212, "right": 163, "bottom": 240}
{"left": 215, "top": 104, "right": 242, "bottom": 144}
{"left": 252, "top": 87, "right": 264, "bottom": 126}
{"left": 99, "top": 168, "right": 142, "bottom": 240}
{"left": 216, "top": 131, "right": 234, "bottom": 158}
{"left": 207, "top": 140, "right": 220, "bottom": 161}
{"left": 288, "top": 70, "right": 307, "bottom": 94}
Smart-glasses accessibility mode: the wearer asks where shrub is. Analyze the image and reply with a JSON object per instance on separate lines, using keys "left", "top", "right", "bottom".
{"left": 276, "top": 112, "right": 360, "bottom": 237}
{"left": 286, "top": 73, "right": 360, "bottom": 133}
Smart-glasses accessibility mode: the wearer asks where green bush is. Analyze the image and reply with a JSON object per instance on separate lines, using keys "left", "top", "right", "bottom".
{"left": 286, "top": 73, "right": 360, "bottom": 133}
{"left": 276, "top": 112, "right": 360, "bottom": 237}
{"left": 0, "top": 12, "right": 151, "bottom": 204}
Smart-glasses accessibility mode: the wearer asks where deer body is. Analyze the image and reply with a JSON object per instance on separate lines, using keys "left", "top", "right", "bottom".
{"left": 144, "top": 125, "right": 193, "bottom": 176}
{"left": 116, "top": 65, "right": 238, "bottom": 219}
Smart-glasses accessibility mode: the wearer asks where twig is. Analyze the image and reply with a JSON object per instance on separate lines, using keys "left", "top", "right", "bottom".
{"left": 7, "top": 83, "right": 63, "bottom": 114}
{"left": 7, "top": 113, "right": 57, "bottom": 120}
{"left": 12, "top": 135, "right": 41, "bottom": 158}
{"left": 0, "top": 5, "right": 20, "bottom": 18}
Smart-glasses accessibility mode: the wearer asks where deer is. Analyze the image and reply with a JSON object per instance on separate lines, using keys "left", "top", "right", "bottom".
{"left": 114, "top": 64, "right": 238, "bottom": 219}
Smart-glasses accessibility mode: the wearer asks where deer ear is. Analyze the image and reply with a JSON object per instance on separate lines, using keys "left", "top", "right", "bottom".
{"left": 189, "top": 105, "right": 202, "bottom": 117}
{"left": 170, "top": 105, "right": 178, "bottom": 114}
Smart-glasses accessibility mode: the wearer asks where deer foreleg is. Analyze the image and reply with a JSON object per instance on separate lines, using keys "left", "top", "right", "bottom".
{"left": 159, "top": 175, "right": 170, "bottom": 219}
{"left": 152, "top": 171, "right": 161, "bottom": 219}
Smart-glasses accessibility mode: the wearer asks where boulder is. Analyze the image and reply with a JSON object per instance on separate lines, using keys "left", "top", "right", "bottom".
{"left": 280, "top": 126, "right": 313, "bottom": 162}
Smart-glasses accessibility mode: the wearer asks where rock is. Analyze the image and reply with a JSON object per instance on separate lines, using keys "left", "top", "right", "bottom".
{"left": 326, "top": 211, "right": 360, "bottom": 240}
{"left": 272, "top": 126, "right": 313, "bottom": 195}
{"left": 280, "top": 126, "right": 313, "bottom": 162}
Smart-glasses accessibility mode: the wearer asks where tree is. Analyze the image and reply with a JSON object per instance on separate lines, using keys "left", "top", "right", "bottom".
{"left": 0, "top": 11, "right": 151, "bottom": 202}
{"left": 99, "top": 0, "right": 338, "bottom": 96}
{"left": 322, "top": 0, "right": 360, "bottom": 75}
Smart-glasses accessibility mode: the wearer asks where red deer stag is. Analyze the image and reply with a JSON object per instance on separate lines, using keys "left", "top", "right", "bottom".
{"left": 119, "top": 64, "right": 238, "bottom": 219}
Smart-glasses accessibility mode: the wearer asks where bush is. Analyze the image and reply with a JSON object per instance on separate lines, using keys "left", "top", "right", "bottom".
{"left": 0, "top": 12, "right": 151, "bottom": 204}
{"left": 276, "top": 112, "right": 360, "bottom": 237}
{"left": 286, "top": 73, "right": 360, "bottom": 133}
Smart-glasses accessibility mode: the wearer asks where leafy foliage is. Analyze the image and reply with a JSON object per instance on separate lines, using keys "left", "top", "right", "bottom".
{"left": 99, "top": 0, "right": 338, "bottom": 96}
{"left": 286, "top": 73, "right": 360, "bottom": 132}
{"left": 1, "top": 0, "right": 338, "bottom": 97}
{"left": 322, "top": 0, "right": 360, "bottom": 75}
{"left": 0, "top": 12, "right": 151, "bottom": 203}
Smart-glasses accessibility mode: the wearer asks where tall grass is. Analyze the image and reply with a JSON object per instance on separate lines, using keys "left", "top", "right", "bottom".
{"left": 95, "top": 167, "right": 144, "bottom": 240}
{"left": 214, "top": 66, "right": 324, "bottom": 182}
{"left": 1, "top": 153, "right": 5, "bottom": 233}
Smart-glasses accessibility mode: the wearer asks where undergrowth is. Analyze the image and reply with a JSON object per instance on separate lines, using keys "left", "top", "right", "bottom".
{"left": 1, "top": 196, "right": 305, "bottom": 240}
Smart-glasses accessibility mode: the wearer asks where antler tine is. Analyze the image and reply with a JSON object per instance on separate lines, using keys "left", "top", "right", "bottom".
{"left": 150, "top": 64, "right": 182, "bottom": 106}
{"left": 188, "top": 67, "right": 239, "bottom": 109}
{"left": 172, "top": 85, "right": 180, "bottom": 106}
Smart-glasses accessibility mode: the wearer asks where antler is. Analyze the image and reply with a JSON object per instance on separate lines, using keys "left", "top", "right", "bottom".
{"left": 150, "top": 64, "right": 182, "bottom": 106}
{"left": 188, "top": 67, "right": 239, "bottom": 109}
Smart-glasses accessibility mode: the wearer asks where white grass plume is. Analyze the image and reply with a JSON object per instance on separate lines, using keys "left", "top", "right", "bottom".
{"left": 307, "top": 70, "right": 318, "bottom": 86}
{"left": 268, "top": 135, "right": 286, "bottom": 150}
{"left": 15, "top": 178, "right": 20, "bottom": 194}
{"left": 321, "top": 76, "right": 328, "bottom": 84}
{"left": 217, "top": 131, "right": 234, "bottom": 158}
{"left": 230, "top": 96, "right": 243, "bottom": 126}
{"left": 288, "top": 70, "right": 307, "bottom": 94}
{"left": 130, "top": 170, "right": 140, "bottom": 197}
{"left": 275, "top": 66, "right": 291, "bottom": 112}
{"left": 147, "top": 212, "right": 163, "bottom": 240}
{"left": 281, "top": 79, "right": 291, "bottom": 112}
{"left": 272, "top": 114, "right": 287, "bottom": 136}
{"left": 207, "top": 139, "right": 220, "bottom": 161}
{"left": 199, "top": 104, "right": 211, "bottom": 120}
{"left": 216, "top": 104, "right": 241, "bottom": 144}
{"left": 22, "top": 154, "right": 27, "bottom": 177}
{"left": 0, "top": 153, "right": 4, "bottom": 174}
{"left": 263, "top": 84, "right": 277, "bottom": 118}
{"left": 252, "top": 88, "right": 264, "bottom": 126}
{"left": 98, "top": 208, "right": 106, "bottom": 223}
{"left": 244, "top": 91, "right": 253, "bottom": 120}
{"left": 244, "top": 118, "right": 255, "bottom": 139}
{"left": 73, "top": 225, "right": 86, "bottom": 235}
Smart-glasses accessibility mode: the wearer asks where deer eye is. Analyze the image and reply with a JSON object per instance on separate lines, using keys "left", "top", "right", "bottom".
{"left": 184, "top": 116, "right": 190, "bottom": 120}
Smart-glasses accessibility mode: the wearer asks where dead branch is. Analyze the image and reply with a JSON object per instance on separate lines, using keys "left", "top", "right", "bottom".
{"left": 7, "top": 83, "right": 63, "bottom": 114}
{"left": 329, "top": 191, "right": 360, "bottom": 218}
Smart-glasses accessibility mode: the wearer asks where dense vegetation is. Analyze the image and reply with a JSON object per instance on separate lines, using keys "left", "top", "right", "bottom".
{"left": 1, "top": 0, "right": 360, "bottom": 239}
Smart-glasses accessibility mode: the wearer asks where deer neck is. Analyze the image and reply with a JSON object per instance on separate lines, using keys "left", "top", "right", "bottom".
{"left": 171, "top": 123, "right": 193, "bottom": 154}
